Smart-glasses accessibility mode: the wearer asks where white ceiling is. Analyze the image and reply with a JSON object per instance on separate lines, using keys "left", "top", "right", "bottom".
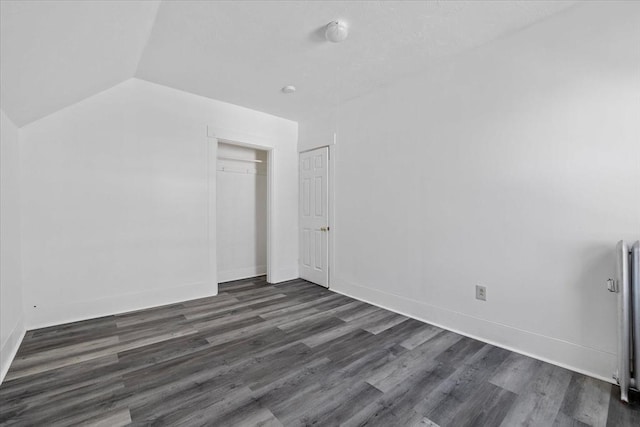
{"left": 0, "top": 0, "right": 160, "bottom": 126}
{"left": 1, "top": 0, "right": 579, "bottom": 127}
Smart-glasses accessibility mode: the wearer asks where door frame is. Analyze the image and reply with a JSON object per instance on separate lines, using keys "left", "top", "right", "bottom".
{"left": 299, "top": 145, "right": 333, "bottom": 288}
{"left": 207, "top": 126, "right": 276, "bottom": 286}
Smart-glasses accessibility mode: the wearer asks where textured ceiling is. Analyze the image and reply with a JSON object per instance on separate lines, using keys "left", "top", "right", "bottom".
{"left": 136, "top": 0, "right": 578, "bottom": 122}
{"left": 0, "top": 0, "right": 160, "bottom": 126}
{"left": 1, "top": 0, "right": 579, "bottom": 126}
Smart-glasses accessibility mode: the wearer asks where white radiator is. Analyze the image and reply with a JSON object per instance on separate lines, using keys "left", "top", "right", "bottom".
{"left": 609, "top": 240, "right": 640, "bottom": 402}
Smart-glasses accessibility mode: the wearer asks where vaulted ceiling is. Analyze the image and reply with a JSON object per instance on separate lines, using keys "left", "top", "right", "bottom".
{"left": 0, "top": 0, "right": 161, "bottom": 126}
{"left": 1, "top": 0, "right": 579, "bottom": 127}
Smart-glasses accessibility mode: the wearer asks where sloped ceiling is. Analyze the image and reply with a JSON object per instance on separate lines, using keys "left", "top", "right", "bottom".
{"left": 0, "top": 0, "right": 160, "bottom": 126}
{"left": 1, "top": 0, "right": 578, "bottom": 127}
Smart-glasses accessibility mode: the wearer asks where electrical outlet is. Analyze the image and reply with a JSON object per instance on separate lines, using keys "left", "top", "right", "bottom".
{"left": 476, "top": 285, "right": 487, "bottom": 301}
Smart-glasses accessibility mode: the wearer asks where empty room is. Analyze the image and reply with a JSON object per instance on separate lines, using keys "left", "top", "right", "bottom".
{"left": 1, "top": 0, "right": 639, "bottom": 426}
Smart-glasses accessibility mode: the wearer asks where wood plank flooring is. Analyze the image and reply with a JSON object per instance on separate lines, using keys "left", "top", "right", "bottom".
{"left": 1, "top": 276, "right": 639, "bottom": 426}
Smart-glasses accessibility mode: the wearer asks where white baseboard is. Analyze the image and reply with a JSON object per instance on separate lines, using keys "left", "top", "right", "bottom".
{"left": 218, "top": 266, "right": 267, "bottom": 283}
{"left": 26, "top": 281, "right": 217, "bottom": 330}
{"left": 269, "top": 267, "right": 299, "bottom": 284}
{"left": 331, "top": 277, "right": 616, "bottom": 384}
{"left": 217, "top": 266, "right": 298, "bottom": 284}
{"left": 1, "top": 317, "right": 26, "bottom": 385}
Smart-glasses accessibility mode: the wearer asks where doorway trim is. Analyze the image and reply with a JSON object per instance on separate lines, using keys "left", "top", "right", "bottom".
{"left": 207, "top": 125, "right": 276, "bottom": 286}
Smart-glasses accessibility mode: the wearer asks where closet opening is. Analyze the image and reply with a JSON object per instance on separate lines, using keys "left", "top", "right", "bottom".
{"left": 216, "top": 141, "right": 269, "bottom": 283}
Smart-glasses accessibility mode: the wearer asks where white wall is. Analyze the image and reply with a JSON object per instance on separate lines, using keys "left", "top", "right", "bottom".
{"left": 1, "top": 109, "right": 25, "bottom": 383}
{"left": 20, "top": 78, "right": 298, "bottom": 328}
{"left": 300, "top": 1, "right": 640, "bottom": 381}
{"left": 217, "top": 143, "right": 267, "bottom": 282}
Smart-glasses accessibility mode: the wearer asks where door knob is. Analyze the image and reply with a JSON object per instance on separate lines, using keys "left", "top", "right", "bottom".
{"left": 320, "top": 227, "right": 330, "bottom": 232}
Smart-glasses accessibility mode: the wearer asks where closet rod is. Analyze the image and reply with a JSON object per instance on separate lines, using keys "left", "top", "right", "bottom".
{"left": 217, "top": 156, "right": 263, "bottom": 163}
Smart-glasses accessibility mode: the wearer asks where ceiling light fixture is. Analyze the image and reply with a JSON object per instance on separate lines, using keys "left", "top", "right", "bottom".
{"left": 281, "top": 85, "right": 296, "bottom": 94}
{"left": 325, "top": 21, "right": 348, "bottom": 43}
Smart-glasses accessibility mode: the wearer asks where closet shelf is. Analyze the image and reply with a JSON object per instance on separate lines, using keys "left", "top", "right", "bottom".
{"left": 217, "top": 156, "right": 263, "bottom": 163}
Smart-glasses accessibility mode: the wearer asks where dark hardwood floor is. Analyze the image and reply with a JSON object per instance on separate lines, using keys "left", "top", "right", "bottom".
{"left": 1, "top": 276, "right": 639, "bottom": 426}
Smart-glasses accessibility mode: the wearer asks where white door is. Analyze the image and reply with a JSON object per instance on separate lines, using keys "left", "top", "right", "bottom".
{"left": 299, "top": 147, "right": 329, "bottom": 287}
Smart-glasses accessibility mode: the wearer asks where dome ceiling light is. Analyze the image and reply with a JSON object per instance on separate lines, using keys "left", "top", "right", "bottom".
{"left": 325, "top": 21, "right": 349, "bottom": 43}
{"left": 281, "top": 85, "right": 297, "bottom": 94}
